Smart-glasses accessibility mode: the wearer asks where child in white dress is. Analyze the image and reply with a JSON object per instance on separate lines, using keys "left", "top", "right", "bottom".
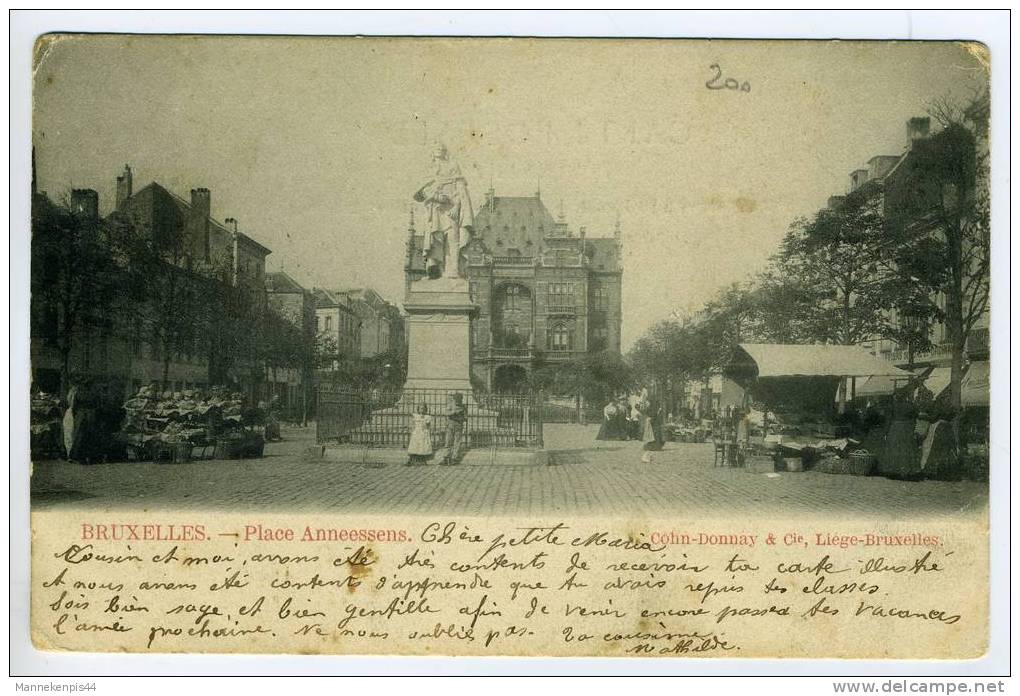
{"left": 406, "top": 402, "right": 434, "bottom": 465}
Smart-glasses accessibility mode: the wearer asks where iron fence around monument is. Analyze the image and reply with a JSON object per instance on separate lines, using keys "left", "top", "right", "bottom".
{"left": 316, "top": 385, "right": 543, "bottom": 449}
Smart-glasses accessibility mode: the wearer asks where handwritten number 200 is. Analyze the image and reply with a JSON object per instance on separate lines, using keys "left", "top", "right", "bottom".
{"left": 706, "top": 64, "right": 750, "bottom": 93}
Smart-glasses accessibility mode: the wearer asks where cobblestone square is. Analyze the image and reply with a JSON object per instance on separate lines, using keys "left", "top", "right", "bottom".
{"left": 29, "top": 424, "right": 988, "bottom": 520}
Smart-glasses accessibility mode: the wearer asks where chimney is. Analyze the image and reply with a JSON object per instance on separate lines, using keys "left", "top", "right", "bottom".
{"left": 188, "top": 188, "right": 211, "bottom": 261}
{"left": 115, "top": 164, "right": 132, "bottom": 208}
{"left": 485, "top": 186, "right": 495, "bottom": 211}
{"left": 906, "top": 116, "right": 931, "bottom": 147}
{"left": 190, "top": 187, "right": 210, "bottom": 219}
{"left": 70, "top": 189, "right": 99, "bottom": 221}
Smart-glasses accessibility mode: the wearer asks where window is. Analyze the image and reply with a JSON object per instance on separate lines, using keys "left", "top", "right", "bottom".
{"left": 549, "top": 323, "right": 572, "bottom": 351}
{"left": 499, "top": 322, "right": 526, "bottom": 349}
{"left": 504, "top": 285, "right": 522, "bottom": 311}
{"left": 325, "top": 315, "right": 332, "bottom": 332}
{"left": 548, "top": 283, "right": 574, "bottom": 306}
{"left": 591, "top": 327, "right": 609, "bottom": 351}
{"left": 592, "top": 286, "right": 608, "bottom": 311}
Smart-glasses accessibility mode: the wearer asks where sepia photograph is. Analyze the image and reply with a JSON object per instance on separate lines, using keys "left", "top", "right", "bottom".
{"left": 13, "top": 13, "right": 1009, "bottom": 672}
{"left": 29, "top": 36, "right": 991, "bottom": 519}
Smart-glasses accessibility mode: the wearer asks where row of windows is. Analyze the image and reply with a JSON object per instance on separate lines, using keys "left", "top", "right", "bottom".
{"left": 470, "top": 283, "right": 612, "bottom": 311}
{"left": 485, "top": 324, "right": 613, "bottom": 352}
{"left": 316, "top": 313, "right": 359, "bottom": 336}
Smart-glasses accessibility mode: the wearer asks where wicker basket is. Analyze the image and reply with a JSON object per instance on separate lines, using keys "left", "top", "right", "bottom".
{"left": 818, "top": 450, "right": 875, "bottom": 476}
{"left": 847, "top": 449, "right": 877, "bottom": 475}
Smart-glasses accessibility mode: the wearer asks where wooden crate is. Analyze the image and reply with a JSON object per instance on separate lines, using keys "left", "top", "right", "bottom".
{"left": 745, "top": 454, "right": 775, "bottom": 474}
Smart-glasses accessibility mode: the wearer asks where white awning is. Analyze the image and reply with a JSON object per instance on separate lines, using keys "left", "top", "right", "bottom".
{"left": 732, "top": 343, "right": 912, "bottom": 379}
{"left": 924, "top": 367, "right": 952, "bottom": 399}
{"left": 855, "top": 374, "right": 898, "bottom": 396}
{"left": 961, "top": 361, "right": 989, "bottom": 407}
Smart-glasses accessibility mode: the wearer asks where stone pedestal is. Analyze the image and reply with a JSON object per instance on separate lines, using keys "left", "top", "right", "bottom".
{"left": 353, "top": 277, "right": 500, "bottom": 451}
{"left": 402, "top": 276, "right": 475, "bottom": 392}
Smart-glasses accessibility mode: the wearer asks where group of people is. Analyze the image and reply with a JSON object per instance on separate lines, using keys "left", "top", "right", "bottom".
{"left": 405, "top": 393, "right": 468, "bottom": 466}
{"left": 595, "top": 386, "right": 666, "bottom": 462}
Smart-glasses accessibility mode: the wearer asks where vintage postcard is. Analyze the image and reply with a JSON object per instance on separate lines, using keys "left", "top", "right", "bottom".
{"left": 27, "top": 35, "right": 994, "bottom": 660}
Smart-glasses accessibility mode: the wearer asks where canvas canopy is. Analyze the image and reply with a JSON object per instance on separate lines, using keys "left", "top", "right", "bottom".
{"left": 727, "top": 344, "right": 912, "bottom": 380}
{"left": 923, "top": 367, "right": 952, "bottom": 400}
{"left": 960, "top": 360, "right": 989, "bottom": 408}
{"left": 854, "top": 374, "right": 898, "bottom": 397}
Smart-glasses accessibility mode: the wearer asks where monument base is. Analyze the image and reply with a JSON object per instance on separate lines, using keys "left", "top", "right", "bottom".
{"left": 355, "top": 276, "right": 502, "bottom": 448}
{"left": 401, "top": 276, "right": 475, "bottom": 392}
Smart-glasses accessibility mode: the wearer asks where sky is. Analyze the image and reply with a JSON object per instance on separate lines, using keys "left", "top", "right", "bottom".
{"left": 32, "top": 37, "right": 988, "bottom": 349}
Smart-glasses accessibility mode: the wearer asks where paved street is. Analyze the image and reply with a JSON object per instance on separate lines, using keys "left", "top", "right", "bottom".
{"left": 30, "top": 424, "right": 987, "bottom": 519}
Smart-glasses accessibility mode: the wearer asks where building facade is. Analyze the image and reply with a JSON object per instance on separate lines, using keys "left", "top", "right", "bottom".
{"left": 404, "top": 190, "right": 623, "bottom": 392}
{"left": 30, "top": 163, "right": 274, "bottom": 400}
{"left": 830, "top": 117, "right": 990, "bottom": 373}
{"left": 313, "top": 288, "right": 361, "bottom": 367}
{"left": 266, "top": 271, "right": 316, "bottom": 419}
{"left": 335, "top": 288, "right": 406, "bottom": 358}
{"left": 114, "top": 168, "right": 271, "bottom": 395}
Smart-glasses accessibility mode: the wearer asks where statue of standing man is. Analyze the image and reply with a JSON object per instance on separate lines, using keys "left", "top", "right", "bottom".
{"left": 414, "top": 143, "right": 474, "bottom": 280}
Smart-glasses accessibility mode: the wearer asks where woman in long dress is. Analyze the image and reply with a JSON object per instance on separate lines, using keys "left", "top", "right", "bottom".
{"left": 641, "top": 390, "right": 666, "bottom": 463}
{"left": 69, "top": 381, "right": 101, "bottom": 464}
{"left": 627, "top": 393, "right": 640, "bottom": 440}
{"left": 595, "top": 399, "right": 620, "bottom": 442}
{"left": 406, "top": 402, "right": 434, "bottom": 466}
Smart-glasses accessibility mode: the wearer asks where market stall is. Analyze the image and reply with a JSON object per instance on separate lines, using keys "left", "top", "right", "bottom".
{"left": 118, "top": 386, "right": 266, "bottom": 462}
{"left": 723, "top": 343, "right": 912, "bottom": 476}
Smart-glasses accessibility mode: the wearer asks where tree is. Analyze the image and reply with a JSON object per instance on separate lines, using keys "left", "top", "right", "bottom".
{"left": 629, "top": 319, "right": 711, "bottom": 412}
{"left": 314, "top": 330, "right": 340, "bottom": 370}
{"left": 773, "top": 190, "right": 897, "bottom": 347}
{"left": 331, "top": 350, "right": 409, "bottom": 391}
{"left": 31, "top": 195, "right": 120, "bottom": 396}
{"left": 108, "top": 210, "right": 209, "bottom": 389}
{"left": 753, "top": 269, "right": 828, "bottom": 344}
{"left": 530, "top": 351, "right": 634, "bottom": 420}
{"left": 227, "top": 268, "right": 270, "bottom": 396}
{"left": 263, "top": 310, "right": 308, "bottom": 383}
